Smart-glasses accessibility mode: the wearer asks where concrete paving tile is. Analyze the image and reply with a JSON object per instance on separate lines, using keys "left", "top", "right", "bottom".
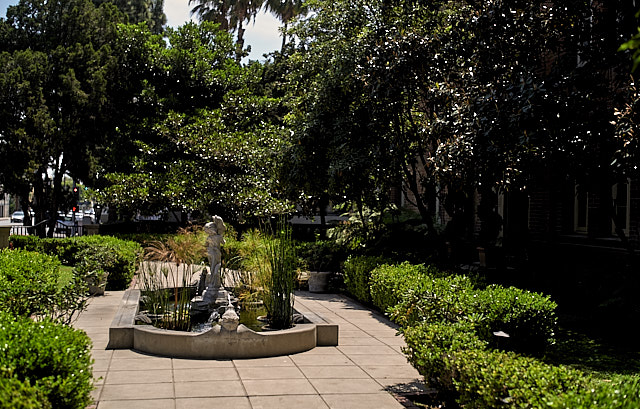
{"left": 376, "top": 336, "right": 407, "bottom": 346}
{"left": 105, "top": 369, "right": 173, "bottom": 384}
{"left": 236, "top": 366, "right": 304, "bottom": 380}
{"left": 242, "top": 378, "right": 317, "bottom": 395}
{"left": 174, "top": 380, "right": 246, "bottom": 398}
{"left": 334, "top": 323, "right": 360, "bottom": 331}
{"left": 109, "top": 357, "right": 173, "bottom": 371}
{"left": 348, "top": 354, "right": 410, "bottom": 366}
{"left": 92, "top": 359, "right": 111, "bottom": 372}
{"left": 174, "top": 367, "right": 239, "bottom": 382}
{"left": 290, "top": 353, "right": 353, "bottom": 366}
{"left": 98, "top": 399, "right": 175, "bottom": 409}
{"left": 299, "top": 365, "right": 369, "bottom": 379}
{"left": 338, "top": 337, "right": 384, "bottom": 346}
{"left": 172, "top": 358, "right": 234, "bottom": 369}
{"left": 91, "top": 385, "right": 102, "bottom": 403}
{"left": 291, "top": 346, "right": 342, "bottom": 355}
{"left": 337, "top": 345, "right": 398, "bottom": 355}
{"left": 91, "top": 349, "right": 114, "bottom": 361}
{"left": 176, "top": 397, "right": 251, "bottom": 409}
{"left": 250, "top": 394, "right": 329, "bottom": 409}
{"left": 323, "top": 393, "right": 405, "bottom": 409}
{"left": 357, "top": 325, "right": 400, "bottom": 335}
{"left": 338, "top": 330, "right": 369, "bottom": 338}
{"left": 100, "top": 383, "right": 174, "bottom": 400}
{"left": 309, "top": 378, "right": 384, "bottom": 394}
{"left": 112, "top": 349, "right": 161, "bottom": 359}
{"left": 361, "top": 365, "right": 421, "bottom": 379}
{"left": 233, "top": 356, "right": 295, "bottom": 367}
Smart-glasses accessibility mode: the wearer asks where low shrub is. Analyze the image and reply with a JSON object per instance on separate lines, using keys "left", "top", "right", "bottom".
{"left": 451, "top": 348, "right": 583, "bottom": 409}
{"left": 342, "top": 255, "right": 391, "bottom": 304}
{"left": 401, "top": 321, "right": 488, "bottom": 389}
{"left": 0, "top": 376, "right": 48, "bottom": 409}
{"left": 470, "top": 284, "right": 558, "bottom": 351}
{"left": 546, "top": 375, "right": 640, "bottom": 409}
{"left": 8, "top": 235, "right": 142, "bottom": 290}
{"left": 0, "top": 312, "right": 93, "bottom": 409}
{"left": 296, "top": 240, "right": 347, "bottom": 272}
{"left": 76, "top": 236, "right": 142, "bottom": 290}
{"left": 369, "top": 262, "right": 448, "bottom": 314}
{"left": 0, "top": 249, "right": 88, "bottom": 323}
{"left": 8, "top": 235, "right": 41, "bottom": 252}
{"left": 389, "top": 273, "right": 477, "bottom": 327}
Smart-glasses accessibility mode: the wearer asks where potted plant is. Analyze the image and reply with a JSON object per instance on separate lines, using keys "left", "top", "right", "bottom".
{"left": 85, "top": 269, "right": 109, "bottom": 296}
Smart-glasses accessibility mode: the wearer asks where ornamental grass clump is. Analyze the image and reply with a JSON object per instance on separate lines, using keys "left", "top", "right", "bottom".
{"left": 255, "top": 219, "right": 297, "bottom": 329}
{"left": 139, "top": 226, "right": 206, "bottom": 331}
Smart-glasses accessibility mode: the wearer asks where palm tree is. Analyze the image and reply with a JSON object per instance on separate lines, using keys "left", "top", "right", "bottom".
{"left": 190, "top": 0, "right": 263, "bottom": 60}
{"left": 263, "top": 0, "right": 305, "bottom": 50}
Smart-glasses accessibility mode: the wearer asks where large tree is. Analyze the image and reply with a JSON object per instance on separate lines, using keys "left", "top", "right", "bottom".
{"left": 96, "top": 22, "right": 291, "bottom": 224}
{"left": 0, "top": 0, "right": 125, "bottom": 235}
{"left": 284, "top": 0, "right": 639, "bottom": 243}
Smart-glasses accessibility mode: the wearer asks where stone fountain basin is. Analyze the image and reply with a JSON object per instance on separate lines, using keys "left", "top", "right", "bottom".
{"left": 106, "top": 289, "right": 338, "bottom": 359}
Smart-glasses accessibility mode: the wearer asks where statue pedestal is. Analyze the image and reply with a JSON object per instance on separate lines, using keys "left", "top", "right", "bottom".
{"left": 190, "top": 285, "right": 232, "bottom": 314}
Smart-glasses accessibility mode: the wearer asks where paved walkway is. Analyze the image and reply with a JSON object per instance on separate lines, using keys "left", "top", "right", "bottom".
{"left": 75, "top": 291, "right": 427, "bottom": 409}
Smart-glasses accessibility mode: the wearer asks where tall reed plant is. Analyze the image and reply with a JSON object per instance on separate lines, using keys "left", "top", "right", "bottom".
{"left": 138, "top": 227, "right": 206, "bottom": 331}
{"left": 257, "top": 219, "right": 297, "bottom": 329}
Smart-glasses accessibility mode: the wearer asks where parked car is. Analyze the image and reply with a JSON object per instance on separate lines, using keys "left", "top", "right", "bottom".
{"left": 11, "top": 210, "right": 24, "bottom": 223}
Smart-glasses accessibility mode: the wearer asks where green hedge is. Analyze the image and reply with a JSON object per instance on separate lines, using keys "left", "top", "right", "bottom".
{"left": 0, "top": 249, "right": 61, "bottom": 317}
{"left": 451, "top": 349, "right": 582, "bottom": 409}
{"left": 380, "top": 261, "right": 639, "bottom": 409}
{"left": 0, "top": 249, "right": 88, "bottom": 323}
{"left": 342, "top": 255, "right": 391, "bottom": 304}
{"left": 0, "top": 312, "right": 93, "bottom": 409}
{"left": 9, "top": 235, "right": 142, "bottom": 290}
{"left": 369, "top": 262, "right": 445, "bottom": 313}
{"left": 546, "top": 375, "right": 640, "bottom": 409}
{"left": 0, "top": 376, "right": 49, "bottom": 409}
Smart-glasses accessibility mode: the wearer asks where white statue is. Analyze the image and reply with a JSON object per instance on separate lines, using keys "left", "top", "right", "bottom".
{"left": 204, "top": 216, "right": 226, "bottom": 289}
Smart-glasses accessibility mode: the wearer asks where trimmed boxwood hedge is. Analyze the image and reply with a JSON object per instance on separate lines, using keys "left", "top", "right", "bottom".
{"left": 9, "top": 235, "right": 142, "bottom": 290}
{"left": 0, "top": 312, "right": 93, "bottom": 409}
{"left": 374, "top": 261, "right": 640, "bottom": 409}
{"left": 342, "top": 255, "right": 391, "bottom": 304}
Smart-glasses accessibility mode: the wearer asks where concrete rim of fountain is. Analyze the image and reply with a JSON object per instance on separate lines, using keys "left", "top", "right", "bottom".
{"left": 106, "top": 289, "right": 339, "bottom": 359}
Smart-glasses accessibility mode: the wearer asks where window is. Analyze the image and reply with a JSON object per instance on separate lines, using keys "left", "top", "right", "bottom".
{"left": 612, "top": 180, "right": 631, "bottom": 235}
{"left": 574, "top": 185, "right": 589, "bottom": 233}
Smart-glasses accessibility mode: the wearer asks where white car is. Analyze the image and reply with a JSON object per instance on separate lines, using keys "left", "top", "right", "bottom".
{"left": 11, "top": 210, "right": 24, "bottom": 223}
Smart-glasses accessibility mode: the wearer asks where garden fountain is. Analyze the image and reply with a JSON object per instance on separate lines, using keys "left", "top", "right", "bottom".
{"left": 190, "top": 216, "right": 236, "bottom": 316}
{"left": 107, "top": 216, "right": 338, "bottom": 359}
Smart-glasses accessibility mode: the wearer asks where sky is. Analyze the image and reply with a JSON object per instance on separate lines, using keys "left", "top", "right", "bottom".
{"left": 0, "top": 0, "right": 282, "bottom": 61}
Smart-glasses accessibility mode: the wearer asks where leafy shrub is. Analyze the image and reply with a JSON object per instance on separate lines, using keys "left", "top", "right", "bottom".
{"left": 296, "top": 240, "right": 347, "bottom": 272}
{"left": 451, "top": 349, "right": 582, "bottom": 409}
{"left": 389, "top": 274, "right": 477, "bottom": 327}
{"left": 401, "top": 321, "right": 488, "bottom": 389}
{"left": 343, "top": 255, "right": 391, "bottom": 304}
{"left": 8, "top": 235, "right": 41, "bottom": 252}
{"left": 0, "top": 312, "right": 93, "bottom": 409}
{"left": 0, "top": 249, "right": 88, "bottom": 323}
{"left": 369, "top": 262, "right": 445, "bottom": 313}
{"left": 0, "top": 249, "right": 60, "bottom": 317}
{"left": 470, "top": 285, "right": 558, "bottom": 351}
{"left": 546, "top": 375, "right": 640, "bottom": 409}
{"left": 7, "top": 235, "right": 142, "bottom": 290}
{"left": 76, "top": 236, "right": 142, "bottom": 290}
{"left": 0, "top": 376, "right": 49, "bottom": 409}
{"left": 39, "top": 239, "right": 84, "bottom": 265}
